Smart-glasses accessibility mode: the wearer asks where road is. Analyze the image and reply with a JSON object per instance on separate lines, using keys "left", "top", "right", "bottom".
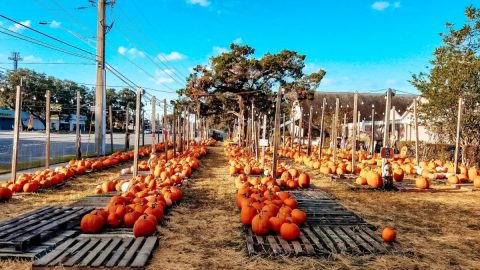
{"left": 0, "top": 131, "right": 159, "bottom": 166}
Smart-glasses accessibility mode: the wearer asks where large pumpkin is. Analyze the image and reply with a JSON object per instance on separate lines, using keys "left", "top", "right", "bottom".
{"left": 280, "top": 221, "right": 300, "bottom": 240}
{"left": 133, "top": 215, "right": 157, "bottom": 237}
{"left": 298, "top": 173, "right": 310, "bottom": 188}
{"left": 366, "top": 172, "right": 383, "bottom": 188}
{"left": 240, "top": 204, "right": 257, "bottom": 225}
{"left": 80, "top": 212, "right": 105, "bottom": 233}
{"left": 251, "top": 214, "right": 270, "bottom": 235}
{"left": 415, "top": 177, "right": 430, "bottom": 189}
{"left": 0, "top": 187, "right": 13, "bottom": 200}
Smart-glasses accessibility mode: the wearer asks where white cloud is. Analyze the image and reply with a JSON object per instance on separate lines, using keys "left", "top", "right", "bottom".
{"left": 8, "top": 20, "right": 31, "bottom": 32}
{"left": 371, "top": 1, "right": 400, "bottom": 11}
{"left": 157, "top": 51, "right": 185, "bottom": 61}
{"left": 50, "top": 20, "right": 61, "bottom": 28}
{"left": 23, "top": 55, "right": 42, "bottom": 62}
{"left": 187, "top": 0, "right": 210, "bottom": 7}
{"left": 232, "top": 37, "right": 242, "bottom": 44}
{"left": 151, "top": 69, "right": 175, "bottom": 85}
{"left": 213, "top": 46, "right": 228, "bottom": 55}
{"left": 371, "top": 1, "right": 390, "bottom": 11}
{"left": 117, "top": 46, "right": 127, "bottom": 55}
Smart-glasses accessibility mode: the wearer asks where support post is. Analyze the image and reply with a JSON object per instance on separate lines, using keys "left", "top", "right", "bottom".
{"left": 318, "top": 98, "right": 326, "bottom": 159}
{"left": 307, "top": 105, "right": 313, "bottom": 156}
{"left": 76, "top": 91, "right": 82, "bottom": 159}
{"left": 173, "top": 108, "right": 176, "bottom": 158}
{"left": 11, "top": 86, "right": 21, "bottom": 182}
{"left": 371, "top": 105, "right": 375, "bottom": 154}
{"left": 271, "top": 89, "right": 282, "bottom": 178}
{"left": 94, "top": 0, "right": 106, "bottom": 156}
{"left": 391, "top": 105, "right": 396, "bottom": 148}
{"left": 125, "top": 102, "right": 130, "bottom": 152}
{"left": 454, "top": 97, "right": 463, "bottom": 174}
{"left": 164, "top": 99, "right": 168, "bottom": 160}
{"left": 45, "top": 90, "right": 51, "bottom": 168}
{"left": 298, "top": 107, "right": 303, "bottom": 154}
{"left": 333, "top": 98, "right": 339, "bottom": 162}
{"left": 261, "top": 115, "right": 267, "bottom": 166}
{"left": 109, "top": 105, "right": 113, "bottom": 154}
{"left": 282, "top": 113, "right": 286, "bottom": 148}
{"left": 151, "top": 96, "right": 156, "bottom": 153}
{"left": 142, "top": 109, "right": 145, "bottom": 147}
{"left": 352, "top": 92, "right": 358, "bottom": 171}
{"left": 132, "top": 88, "right": 142, "bottom": 178}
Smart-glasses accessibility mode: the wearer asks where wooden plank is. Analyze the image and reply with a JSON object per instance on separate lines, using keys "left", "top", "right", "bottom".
{"left": 117, "top": 237, "right": 144, "bottom": 267}
{"left": 302, "top": 227, "right": 324, "bottom": 251}
{"left": 105, "top": 237, "right": 134, "bottom": 267}
{"left": 332, "top": 227, "right": 361, "bottom": 254}
{"left": 358, "top": 227, "right": 388, "bottom": 253}
{"left": 277, "top": 237, "right": 293, "bottom": 254}
{"left": 0, "top": 208, "right": 65, "bottom": 238}
{"left": 291, "top": 241, "right": 303, "bottom": 255}
{"left": 266, "top": 235, "right": 282, "bottom": 255}
{"left": 130, "top": 237, "right": 158, "bottom": 268}
{"left": 33, "top": 238, "right": 76, "bottom": 266}
{"left": 245, "top": 234, "right": 256, "bottom": 255}
{"left": 312, "top": 226, "right": 337, "bottom": 253}
{"left": 299, "top": 233, "right": 315, "bottom": 255}
{"left": 342, "top": 227, "right": 375, "bottom": 253}
{"left": 47, "top": 239, "right": 88, "bottom": 266}
{"left": 63, "top": 238, "right": 100, "bottom": 266}
{"left": 78, "top": 237, "right": 112, "bottom": 266}
{"left": 91, "top": 238, "right": 122, "bottom": 267}
{"left": 322, "top": 227, "right": 347, "bottom": 252}
{"left": 0, "top": 206, "right": 54, "bottom": 229}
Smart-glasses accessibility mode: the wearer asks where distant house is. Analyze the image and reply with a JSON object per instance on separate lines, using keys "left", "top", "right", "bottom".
{"left": 50, "top": 114, "right": 87, "bottom": 132}
{"left": 0, "top": 109, "right": 45, "bottom": 130}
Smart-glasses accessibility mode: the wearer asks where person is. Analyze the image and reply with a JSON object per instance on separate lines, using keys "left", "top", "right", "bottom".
{"left": 382, "top": 161, "right": 393, "bottom": 189}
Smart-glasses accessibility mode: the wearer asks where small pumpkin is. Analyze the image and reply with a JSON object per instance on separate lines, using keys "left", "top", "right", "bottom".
{"left": 382, "top": 227, "right": 397, "bottom": 242}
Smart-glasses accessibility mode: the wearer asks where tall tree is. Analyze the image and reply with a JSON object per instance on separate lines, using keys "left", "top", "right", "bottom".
{"left": 411, "top": 5, "right": 480, "bottom": 164}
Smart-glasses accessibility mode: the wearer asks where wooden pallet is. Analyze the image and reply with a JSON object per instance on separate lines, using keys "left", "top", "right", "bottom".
{"left": 70, "top": 194, "right": 116, "bottom": 208}
{"left": 245, "top": 224, "right": 388, "bottom": 257}
{"left": 290, "top": 189, "right": 334, "bottom": 200}
{"left": 0, "top": 206, "right": 93, "bottom": 252}
{"left": 32, "top": 235, "right": 158, "bottom": 270}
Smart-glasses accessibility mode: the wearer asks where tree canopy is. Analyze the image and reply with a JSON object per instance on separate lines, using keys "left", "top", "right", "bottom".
{"left": 411, "top": 5, "right": 480, "bottom": 163}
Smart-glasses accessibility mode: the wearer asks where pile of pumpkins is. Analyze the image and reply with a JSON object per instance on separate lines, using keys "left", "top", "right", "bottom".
{"left": 80, "top": 144, "right": 208, "bottom": 237}
{"left": 235, "top": 174, "right": 307, "bottom": 240}
{"left": 0, "top": 145, "right": 156, "bottom": 199}
{"left": 225, "top": 145, "right": 268, "bottom": 175}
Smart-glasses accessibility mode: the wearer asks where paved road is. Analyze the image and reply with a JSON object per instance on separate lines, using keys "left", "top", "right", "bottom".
{"left": 0, "top": 131, "right": 159, "bottom": 166}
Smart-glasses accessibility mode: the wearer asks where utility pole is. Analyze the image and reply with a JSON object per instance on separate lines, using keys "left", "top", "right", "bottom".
{"left": 382, "top": 88, "right": 393, "bottom": 176}
{"left": 9, "top": 52, "right": 22, "bottom": 71}
{"left": 76, "top": 91, "right": 82, "bottom": 159}
{"left": 164, "top": 99, "right": 168, "bottom": 160}
{"left": 125, "top": 102, "right": 130, "bottom": 152}
{"left": 94, "top": 0, "right": 107, "bottom": 156}
{"left": 45, "top": 90, "right": 51, "bottom": 168}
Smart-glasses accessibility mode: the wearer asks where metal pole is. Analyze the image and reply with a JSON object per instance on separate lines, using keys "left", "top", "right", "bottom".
{"left": 109, "top": 105, "right": 113, "bottom": 154}
{"left": 45, "top": 90, "right": 51, "bottom": 168}
{"left": 271, "top": 89, "right": 282, "bottom": 178}
{"left": 125, "top": 102, "right": 130, "bottom": 152}
{"left": 352, "top": 92, "right": 358, "bottom": 170}
{"left": 318, "top": 98, "right": 326, "bottom": 159}
{"left": 307, "top": 105, "right": 313, "bottom": 156}
{"left": 132, "top": 88, "right": 142, "bottom": 178}
{"left": 414, "top": 99, "right": 419, "bottom": 164}
{"left": 157, "top": 113, "right": 160, "bottom": 144}
{"left": 94, "top": 0, "right": 106, "bottom": 156}
{"left": 11, "top": 86, "right": 21, "bottom": 183}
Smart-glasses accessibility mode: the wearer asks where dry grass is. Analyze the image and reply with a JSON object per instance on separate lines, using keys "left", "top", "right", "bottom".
{"left": 0, "top": 165, "right": 126, "bottom": 270}
{"left": 149, "top": 147, "right": 480, "bottom": 270}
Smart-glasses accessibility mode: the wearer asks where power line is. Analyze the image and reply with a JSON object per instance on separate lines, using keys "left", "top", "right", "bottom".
{"left": 0, "top": 62, "right": 94, "bottom": 65}
{"left": 0, "top": 14, "right": 96, "bottom": 57}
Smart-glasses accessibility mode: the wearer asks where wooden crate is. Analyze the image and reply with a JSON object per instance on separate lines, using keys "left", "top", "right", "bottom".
{"left": 245, "top": 224, "right": 388, "bottom": 257}
{"left": 32, "top": 235, "right": 158, "bottom": 270}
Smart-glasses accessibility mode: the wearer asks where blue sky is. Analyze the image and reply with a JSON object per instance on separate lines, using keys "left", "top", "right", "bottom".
{"left": 0, "top": 0, "right": 475, "bottom": 102}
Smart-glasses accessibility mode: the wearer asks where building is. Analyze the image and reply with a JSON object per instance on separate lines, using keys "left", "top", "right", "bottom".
{"left": 0, "top": 109, "right": 45, "bottom": 130}
{"left": 50, "top": 114, "right": 87, "bottom": 132}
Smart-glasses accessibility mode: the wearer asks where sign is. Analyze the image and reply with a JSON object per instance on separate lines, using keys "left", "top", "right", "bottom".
{"left": 259, "top": 139, "right": 268, "bottom": 147}
{"left": 381, "top": 147, "right": 394, "bottom": 158}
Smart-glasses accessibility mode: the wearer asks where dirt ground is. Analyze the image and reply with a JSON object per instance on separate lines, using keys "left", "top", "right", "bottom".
{"left": 149, "top": 146, "right": 480, "bottom": 270}
{"left": 1, "top": 146, "right": 479, "bottom": 270}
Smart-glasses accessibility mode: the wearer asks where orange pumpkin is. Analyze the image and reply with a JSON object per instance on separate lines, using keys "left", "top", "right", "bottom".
{"left": 280, "top": 221, "right": 300, "bottom": 240}
{"left": 133, "top": 215, "right": 157, "bottom": 237}
{"left": 415, "top": 177, "right": 430, "bottom": 189}
{"left": 80, "top": 212, "right": 105, "bottom": 233}
{"left": 251, "top": 214, "right": 270, "bottom": 235}
{"left": 382, "top": 227, "right": 397, "bottom": 242}
{"left": 366, "top": 172, "right": 383, "bottom": 188}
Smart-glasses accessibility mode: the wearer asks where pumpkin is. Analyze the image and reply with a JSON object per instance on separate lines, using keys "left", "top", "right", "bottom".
{"left": 290, "top": 209, "right": 307, "bottom": 224}
{"left": 107, "top": 213, "right": 122, "bottom": 228}
{"left": 382, "top": 227, "right": 397, "bottom": 242}
{"left": 80, "top": 212, "right": 105, "bottom": 233}
{"left": 251, "top": 214, "right": 270, "bottom": 235}
{"left": 415, "top": 177, "right": 430, "bottom": 189}
{"left": 133, "top": 215, "right": 157, "bottom": 237}
{"left": 144, "top": 204, "right": 164, "bottom": 221}
{"left": 280, "top": 221, "right": 300, "bottom": 240}
{"left": 473, "top": 175, "right": 480, "bottom": 188}
{"left": 366, "top": 172, "right": 383, "bottom": 188}
{"left": 355, "top": 177, "right": 367, "bottom": 185}
{"left": 269, "top": 216, "right": 285, "bottom": 233}
{"left": 123, "top": 211, "right": 142, "bottom": 227}
{"left": 240, "top": 204, "right": 257, "bottom": 225}
{"left": 283, "top": 198, "right": 298, "bottom": 209}
{"left": 392, "top": 169, "right": 404, "bottom": 182}
{"left": 297, "top": 174, "right": 310, "bottom": 188}
{"left": 0, "top": 187, "right": 13, "bottom": 200}
{"left": 447, "top": 175, "right": 459, "bottom": 184}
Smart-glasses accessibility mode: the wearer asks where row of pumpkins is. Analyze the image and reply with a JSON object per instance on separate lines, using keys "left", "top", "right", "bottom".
{"left": 80, "top": 139, "right": 215, "bottom": 237}
{"left": 0, "top": 144, "right": 162, "bottom": 201}
{"left": 279, "top": 144, "right": 480, "bottom": 189}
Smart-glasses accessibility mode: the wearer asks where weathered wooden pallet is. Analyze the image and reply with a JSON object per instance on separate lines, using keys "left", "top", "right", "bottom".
{"left": 245, "top": 224, "right": 388, "bottom": 257}
{"left": 32, "top": 235, "right": 158, "bottom": 270}
{"left": 70, "top": 194, "right": 116, "bottom": 208}
{"left": 393, "top": 182, "right": 463, "bottom": 193}
{"left": 290, "top": 189, "right": 334, "bottom": 200}
{"left": 0, "top": 206, "right": 93, "bottom": 252}
{"left": 331, "top": 174, "right": 357, "bottom": 180}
